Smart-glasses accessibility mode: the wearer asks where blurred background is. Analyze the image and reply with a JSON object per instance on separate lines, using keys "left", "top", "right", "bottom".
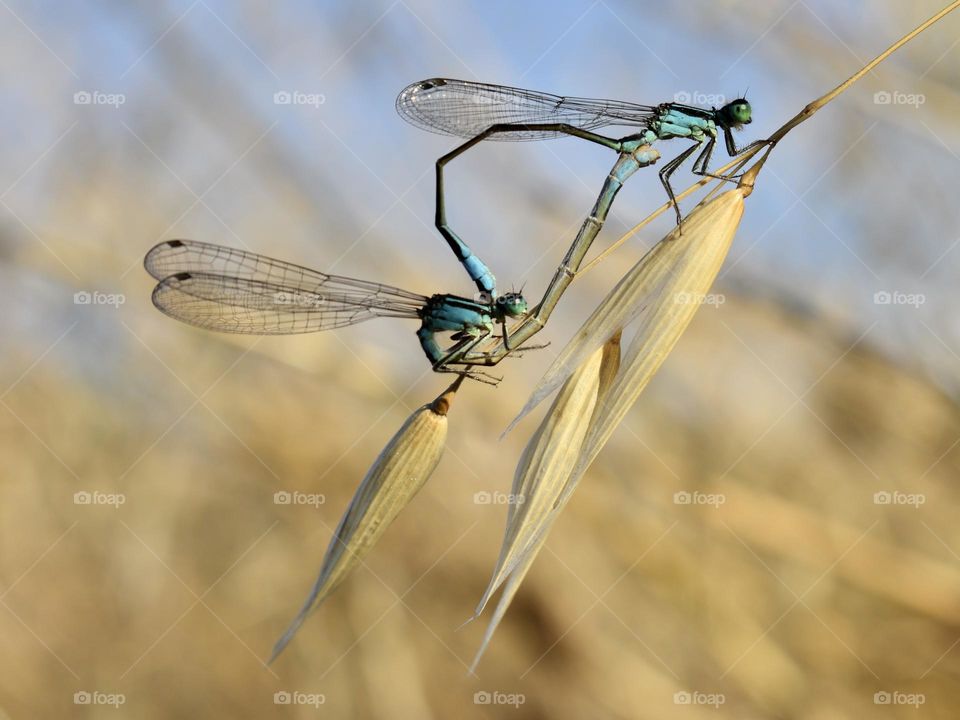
{"left": 1, "top": 1, "right": 959, "bottom": 717}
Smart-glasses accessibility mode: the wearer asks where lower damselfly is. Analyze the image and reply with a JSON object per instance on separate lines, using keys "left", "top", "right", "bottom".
{"left": 143, "top": 239, "right": 529, "bottom": 382}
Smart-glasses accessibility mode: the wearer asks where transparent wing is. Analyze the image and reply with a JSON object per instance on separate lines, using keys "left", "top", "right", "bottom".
{"left": 145, "top": 240, "right": 427, "bottom": 335}
{"left": 396, "top": 78, "right": 656, "bottom": 141}
{"left": 145, "top": 239, "right": 425, "bottom": 302}
{"left": 151, "top": 272, "right": 426, "bottom": 334}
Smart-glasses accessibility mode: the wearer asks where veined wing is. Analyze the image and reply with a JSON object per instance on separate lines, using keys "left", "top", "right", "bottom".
{"left": 151, "top": 272, "right": 426, "bottom": 334}
{"left": 396, "top": 78, "right": 656, "bottom": 141}
{"left": 145, "top": 239, "right": 425, "bottom": 303}
{"left": 145, "top": 240, "right": 427, "bottom": 335}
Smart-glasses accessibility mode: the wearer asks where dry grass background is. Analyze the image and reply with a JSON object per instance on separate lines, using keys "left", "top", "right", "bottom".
{"left": 1, "top": 1, "right": 959, "bottom": 718}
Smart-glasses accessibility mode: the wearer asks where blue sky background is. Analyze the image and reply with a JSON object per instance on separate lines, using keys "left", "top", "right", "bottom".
{"left": 2, "top": 0, "right": 958, "bottom": 399}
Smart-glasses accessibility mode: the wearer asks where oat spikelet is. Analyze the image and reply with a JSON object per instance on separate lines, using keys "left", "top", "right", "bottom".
{"left": 270, "top": 377, "right": 462, "bottom": 662}
{"left": 471, "top": 189, "right": 744, "bottom": 668}
{"left": 470, "top": 336, "right": 620, "bottom": 669}
{"left": 576, "top": 189, "right": 745, "bottom": 477}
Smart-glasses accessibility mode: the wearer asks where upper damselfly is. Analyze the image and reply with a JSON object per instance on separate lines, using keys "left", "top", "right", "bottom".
{"left": 143, "top": 239, "right": 529, "bottom": 382}
{"left": 394, "top": 78, "right": 763, "bottom": 361}
{"left": 397, "top": 78, "right": 760, "bottom": 228}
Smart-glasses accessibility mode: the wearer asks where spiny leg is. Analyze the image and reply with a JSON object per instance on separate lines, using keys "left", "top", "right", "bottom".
{"left": 435, "top": 365, "right": 502, "bottom": 386}
{"left": 433, "top": 330, "right": 503, "bottom": 384}
{"left": 658, "top": 142, "right": 702, "bottom": 228}
{"left": 692, "top": 135, "right": 716, "bottom": 176}
{"left": 695, "top": 132, "right": 775, "bottom": 181}
{"left": 499, "top": 342, "right": 551, "bottom": 359}
{"left": 494, "top": 316, "right": 549, "bottom": 354}
{"left": 724, "top": 127, "right": 772, "bottom": 158}
{"left": 692, "top": 135, "right": 771, "bottom": 183}
{"left": 470, "top": 334, "right": 551, "bottom": 361}
{"left": 690, "top": 137, "right": 743, "bottom": 182}
{"left": 418, "top": 324, "right": 494, "bottom": 381}
{"left": 438, "top": 329, "right": 489, "bottom": 367}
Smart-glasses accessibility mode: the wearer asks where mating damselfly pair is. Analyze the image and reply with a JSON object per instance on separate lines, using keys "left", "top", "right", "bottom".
{"left": 145, "top": 79, "right": 761, "bottom": 378}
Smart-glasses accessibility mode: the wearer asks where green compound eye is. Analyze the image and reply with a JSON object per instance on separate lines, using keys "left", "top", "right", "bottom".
{"left": 718, "top": 99, "right": 752, "bottom": 127}
{"left": 734, "top": 102, "right": 752, "bottom": 123}
{"left": 497, "top": 293, "right": 528, "bottom": 317}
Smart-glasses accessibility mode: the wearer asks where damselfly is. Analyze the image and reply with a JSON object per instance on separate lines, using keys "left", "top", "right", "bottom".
{"left": 395, "top": 78, "right": 763, "bottom": 363}
{"left": 143, "top": 239, "right": 529, "bottom": 381}
{"left": 397, "top": 78, "right": 762, "bottom": 229}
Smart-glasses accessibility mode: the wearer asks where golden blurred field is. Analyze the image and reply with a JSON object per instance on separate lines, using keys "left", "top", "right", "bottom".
{"left": 1, "top": 2, "right": 960, "bottom": 718}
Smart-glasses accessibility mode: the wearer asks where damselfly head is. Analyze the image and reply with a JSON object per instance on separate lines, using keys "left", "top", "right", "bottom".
{"left": 718, "top": 99, "right": 752, "bottom": 129}
{"left": 496, "top": 292, "right": 528, "bottom": 318}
